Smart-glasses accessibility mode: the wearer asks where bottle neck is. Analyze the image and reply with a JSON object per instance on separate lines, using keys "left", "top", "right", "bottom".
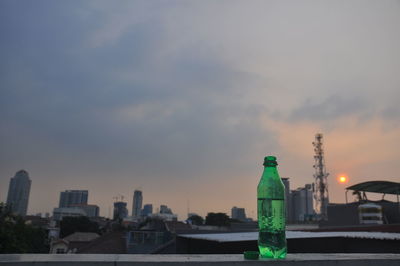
{"left": 262, "top": 166, "right": 279, "bottom": 179}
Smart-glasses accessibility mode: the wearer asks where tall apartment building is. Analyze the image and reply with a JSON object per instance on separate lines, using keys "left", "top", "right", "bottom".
{"left": 132, "top": 190, "right": 143, "bottom": 218}
{"left": 6, "top": 170, "right": 32, "bottom": 216}
{"left": 59, "top": 190, "right": 88, "bottom": 208}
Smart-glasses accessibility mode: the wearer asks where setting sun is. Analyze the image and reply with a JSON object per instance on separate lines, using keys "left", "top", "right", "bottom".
{"left": 338, "top": 176, "right": 347, "bottom": 183}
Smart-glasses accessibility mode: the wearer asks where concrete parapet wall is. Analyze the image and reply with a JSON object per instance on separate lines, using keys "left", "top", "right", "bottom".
{"left": 1, "top": 254, "right": 400, "bottom": 266}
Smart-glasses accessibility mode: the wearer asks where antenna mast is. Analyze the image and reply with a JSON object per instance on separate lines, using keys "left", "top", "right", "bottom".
{"left": 312, "top": 133, "right": 329, "bottom": 220}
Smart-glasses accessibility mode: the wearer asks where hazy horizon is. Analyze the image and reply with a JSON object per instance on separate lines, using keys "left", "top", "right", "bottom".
{"left": 1, "top": 0, "right": 400, "bottom": 220}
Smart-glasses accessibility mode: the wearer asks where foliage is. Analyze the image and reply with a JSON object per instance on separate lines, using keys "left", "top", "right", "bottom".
{"left": 205, "top": 212, "right": 230, "bottom": 226}
{"left": 0, "top": 203, "right": 49, "bottom": 253}
{"left": 60, "top": 216, "right": 100, "bottom": 238}
{"left": 187, "top": 214, "right": 204, "bottom": 225}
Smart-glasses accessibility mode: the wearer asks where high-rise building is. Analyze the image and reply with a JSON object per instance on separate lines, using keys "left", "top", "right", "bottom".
{"left": 6, "top": 170, "right": 32, "bottom": 216}
{"left": 59, "top": 190, "right": 88, "bottom": 208}
{"left": 291, "top": 184, "right": 314, "bottom": 222}
{"left": 231, "top": 206, "right": 247, "bottom": 221}
{"left": 114, "top": 201, "right": 128, "bottom": 220}
{"left": 281, "top": 177, "right": 293, "bottom": 223}
{"left": 141, "top": 204, "right": 153, "bottom": 217}
{"left": 132, "top": 190, "right": 143, "bottom": 218}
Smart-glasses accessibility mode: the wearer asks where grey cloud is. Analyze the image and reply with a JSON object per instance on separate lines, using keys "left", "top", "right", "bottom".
{"left": 288, "top": 95, "right": 370, "bottom": 122}
{"left": 0, "top": 0, "right": 276, "bottom": 184}
{"left": 381, "top": 102, "right": 400, "bottom": 125}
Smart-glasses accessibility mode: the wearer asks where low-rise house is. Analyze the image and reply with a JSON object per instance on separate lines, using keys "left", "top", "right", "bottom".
{"left": 49, "top": 239, "right": 69, "bottom": 254}
{"left": 49, "top": 232, "right": 100, "bottom": 254}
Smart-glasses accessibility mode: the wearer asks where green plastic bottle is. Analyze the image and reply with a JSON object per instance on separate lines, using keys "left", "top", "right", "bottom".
{"left": 257, "top": 156, "right": 287, "bottom": 259}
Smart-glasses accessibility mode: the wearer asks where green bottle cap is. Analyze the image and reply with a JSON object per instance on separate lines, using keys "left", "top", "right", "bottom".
{"left": 244, "top": 251, "right": 259, "bottom": 260}
{"left": 263, "top": 156, "right": 278, "bottom": 166}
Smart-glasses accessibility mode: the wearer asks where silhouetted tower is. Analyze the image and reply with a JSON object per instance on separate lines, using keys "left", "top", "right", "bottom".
{"left": 132, "top": 190, "right": 143, "bottom": 218}
{"left": 312, "top": 133, "right": 329, "bottom": 220}
{"left": 6, "top": 170, "right": 31, "bottom": 216}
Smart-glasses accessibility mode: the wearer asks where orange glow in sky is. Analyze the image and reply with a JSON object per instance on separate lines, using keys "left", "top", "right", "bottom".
{"left": 339, "top": 176, "right": 347, "bottom": 183}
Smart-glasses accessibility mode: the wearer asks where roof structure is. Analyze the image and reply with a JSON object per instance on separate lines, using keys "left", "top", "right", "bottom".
{"left": 178, "top": 231, "right": 400, "bottom": 242}
{"left": 346, "top": 181, "right": 400, "bottom": 195}
{"left": 63, "top": 232, "right": 100, "bottom": 242}
{"left": 77, "top": 231, "right": 127, "bottom": 254}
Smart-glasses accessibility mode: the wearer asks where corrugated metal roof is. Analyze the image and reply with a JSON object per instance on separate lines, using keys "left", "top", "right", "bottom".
{"left": 178, "top": 231, "right": 400, "bottom": 242}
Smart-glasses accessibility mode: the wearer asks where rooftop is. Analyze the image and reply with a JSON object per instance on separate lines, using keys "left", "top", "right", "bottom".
{"left": 0, "top": 254, "right": 399, "bottom": 266}
{"left": 179, "top": 231, "right": 400, "bottom": 242}
{"left": 63, "top": 232, "right": 100, "bottom": 242}
{"left": 346, "top": 181, "right": 400, "bottom": 195}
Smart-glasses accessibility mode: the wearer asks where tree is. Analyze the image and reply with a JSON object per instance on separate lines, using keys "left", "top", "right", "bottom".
{"left": 188, "top": 215, "right": 204, "bottom": 225}
{"left": 205, "top": 212, "right": 230, "bottom": 227}
{"left": 60, "top": 216, "right": 100, "bottom": 238}
{"left": 0, "top": 202, "right": 48, "bottom": 253}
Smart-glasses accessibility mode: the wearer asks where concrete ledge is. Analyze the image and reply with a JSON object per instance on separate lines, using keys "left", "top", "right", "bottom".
{"left": 0, "top": 254, "right": 400, "bottom": 266}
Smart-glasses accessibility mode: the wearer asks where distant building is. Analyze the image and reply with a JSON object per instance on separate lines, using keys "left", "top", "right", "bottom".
{"left": 24, "top": 215, "right": 50, "bottom": 228}
{"left": 81, "top": 204, "right": 100, "bottom": 217}
{"left": 126, "top": 230, "right": 171, "bottom": 254}
{"left": 6, "top": 170, "right": 32, "bottom": 216}
{"left": 188, "top": 213, "right": 199, "bottom": 219}
{"left": 152, "top": 205, "right": 177, "bottom": 221}
{"left": 281, "top": 177, "right": 293, "bottom": 222}
{"left": 53, "top": 207, "right": 87, "bottom": 221}
{"left": 132, "top": 190, "right": 143, "bottom": 218}
{"left": 70, "top": 204, "right": 100, "bottom": 218}
{"left": 231, "top": 207, "right": 247, "bottom": 222}
{"left": 160, "top": 205, "right": 172, "bottom": 214}
{"left": 141, "top": 204, "right": 153, "bottom": 217}
{"left": 150, "top": 213, "right": 178, "bottom": 221}
{"left": 358, "top": 203, "right": 383, "bottom": 225}
{"left": 114, "top": 201, "right": 128, "bottom": 220}
{"left": 325, "top": 200, "right": 400, "bottom": 227}
{"left": 59, "top": 190, "right": 88, "bottom": 208}
{"left": 291, "top": 184, "right": 314, "bottom": 222}
{"left": 48, "top": 221, "right": 60, "bottom": 240}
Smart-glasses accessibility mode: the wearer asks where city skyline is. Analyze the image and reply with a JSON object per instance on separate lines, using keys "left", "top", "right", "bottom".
{"left": 1, "top": 1, "right": 400, "bottom": 220}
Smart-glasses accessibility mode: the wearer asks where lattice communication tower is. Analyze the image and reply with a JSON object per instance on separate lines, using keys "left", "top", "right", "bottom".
{"left": 312, "top": 133, "right": 329, "bottom": 220}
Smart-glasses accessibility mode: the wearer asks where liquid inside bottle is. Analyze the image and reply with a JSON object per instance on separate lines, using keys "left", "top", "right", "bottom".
{"left": 257, "top": 198, "right": 286, "bottom": 258}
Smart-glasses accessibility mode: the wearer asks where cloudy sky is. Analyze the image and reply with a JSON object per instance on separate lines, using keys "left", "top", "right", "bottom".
{"left": 1, "top": 0, "right": 399, "bottom": 219}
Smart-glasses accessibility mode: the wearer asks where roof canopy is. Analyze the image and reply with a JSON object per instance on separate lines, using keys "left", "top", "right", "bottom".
{"left": 346, "top": 181, "right": 400, "bottom": 195}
